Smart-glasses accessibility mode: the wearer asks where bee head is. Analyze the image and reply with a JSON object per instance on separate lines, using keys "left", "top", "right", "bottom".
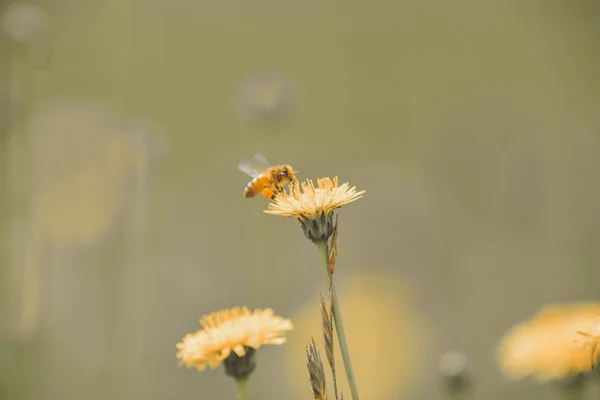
{"left": 277, "top": 166, "right": 295, "bottom": 182}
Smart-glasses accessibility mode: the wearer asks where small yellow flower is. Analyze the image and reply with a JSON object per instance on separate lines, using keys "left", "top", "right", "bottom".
{"left": 498, "top": 303, "right": 600, "bottom": 381}
{"left": 176, "top": 307, "right": 293, "bottom": 379}
{"left": 265, "top": 177, "right": 365, "bottom": 243}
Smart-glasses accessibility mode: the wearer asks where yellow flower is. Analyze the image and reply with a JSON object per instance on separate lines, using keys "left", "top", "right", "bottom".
{"left": 176, "top": 307, "right": 293, "bottom": 379}
{"left": 498, "top": 303, "right": 600, "bottom": 381}
{"left": 264, "top": 177, "right": 365, "bottom": 242}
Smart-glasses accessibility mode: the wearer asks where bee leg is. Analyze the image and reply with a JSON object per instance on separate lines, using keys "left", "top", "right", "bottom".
{"left": 265, "top": 184, "right": 284, "bottom": 200}
{"left": 262, "top": 187, "right": 275, "bottom": 199}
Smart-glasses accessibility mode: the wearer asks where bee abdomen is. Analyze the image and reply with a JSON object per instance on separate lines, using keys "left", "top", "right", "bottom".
{"left": 243, "top": 177, "right": 259, "bottom": 198}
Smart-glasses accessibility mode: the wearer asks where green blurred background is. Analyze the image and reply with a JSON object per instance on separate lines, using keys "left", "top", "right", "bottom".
{"left": 1, "top": 0, "right": 600, "bottom": 399}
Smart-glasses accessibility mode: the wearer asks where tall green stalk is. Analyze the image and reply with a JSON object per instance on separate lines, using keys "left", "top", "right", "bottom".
{"left": 236, "top": 378, "right": 249, "bottom": 400}
{"left": 316, "top": 241, "right": 360, "bottom": 400}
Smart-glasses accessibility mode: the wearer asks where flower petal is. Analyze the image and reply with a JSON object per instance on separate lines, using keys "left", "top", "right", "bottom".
{"left": 175, "top": 307, "right": 293, "bottom": 373}
{"left": 233, "top": 344, "right": 246, "bottom": 357}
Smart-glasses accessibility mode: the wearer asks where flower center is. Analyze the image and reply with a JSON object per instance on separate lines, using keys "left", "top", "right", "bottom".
{"left": 223, "top": 346, "right": 257, "bottom": 380}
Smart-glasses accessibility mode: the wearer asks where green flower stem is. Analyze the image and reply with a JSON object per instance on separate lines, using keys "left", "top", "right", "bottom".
{"left": 316, "top": 241, "right": 333, "bottom": 286}
{"left": 316, "top": 241, "right": 360, "bottom": 400}
{"left": 236, "top": 378, "right": 249, "bottom": 400}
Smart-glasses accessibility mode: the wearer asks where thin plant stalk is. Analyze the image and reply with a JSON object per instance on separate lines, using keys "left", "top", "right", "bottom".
{"left": 445, "top": 385, "right": 471, "bottom": 400}
{"left": 329, "top": 294, "right": 340, "bottom": 400}
{"left": 321, "top": 291, "right": 339, "bottom": 400}
{"left": 316, "top": 241, "right": 333, "bottom": 288}
{"left": 316, "top": 241, "right": 360, "bottom": 400}
{"left": 236, "top": 378, "right": 249, "bottom": 400}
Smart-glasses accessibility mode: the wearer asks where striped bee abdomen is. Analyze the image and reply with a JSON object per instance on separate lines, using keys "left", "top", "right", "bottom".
{"left": 243, "top": 175, "right": 269, "bottom": 198}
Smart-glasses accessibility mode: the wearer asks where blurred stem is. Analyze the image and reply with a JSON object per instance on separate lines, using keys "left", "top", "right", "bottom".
{"left": 561, "top": 375, "right": 585, "bottom": 400}
{"left": 316, "top": 241, "right": 360, "bottom": 400}
{"left": 236, "top": 378, "right": 249, "bottom": 400}
{"left": 562, "top": 388, "right": 583, "bottom": 400}
{"left": 446, "top": 386, "right": 470, "bottom": 400}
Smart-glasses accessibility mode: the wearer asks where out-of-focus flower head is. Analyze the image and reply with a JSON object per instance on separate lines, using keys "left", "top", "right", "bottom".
{"left": 438, "top": 351, "right": 471, "bottom": 395}
{"left": 27, "top": 100, "right": 160, "bottom": 247}
{"left": 1, "top": 2, "right": 49, "bottom": 44}
{"left": 1, "top": 2, "right": 52, "bottom": 68}
{"left": 236, "top": 71, "right": 296, "bottom": 121}
{"left": 498, "top": 303, "right": 600, "bottom": 381}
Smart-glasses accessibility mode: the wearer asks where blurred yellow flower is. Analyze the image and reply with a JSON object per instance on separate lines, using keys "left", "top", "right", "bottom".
{"left": 285, "top": 273, "right": 431, "bottom": 399}
{"left": 28, "top": 102, "right": 150, "bottom": 247}
{"left": 176, "top": 307, "right": 293, "bottom": 374}
{"left": 265, "top": 177, "right": 365, "bottom": 242}
{"left": 498, "top": 303, "right": 600, "bottom": 380}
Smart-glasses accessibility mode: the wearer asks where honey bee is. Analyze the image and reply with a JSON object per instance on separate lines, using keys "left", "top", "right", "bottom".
{"left": 238, "top": 154, "right": 297, "bottom": 199}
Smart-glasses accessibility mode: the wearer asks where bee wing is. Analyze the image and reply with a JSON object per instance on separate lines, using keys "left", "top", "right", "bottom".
{"left": 238, "top": 154, "right": 272, "bottom": 178}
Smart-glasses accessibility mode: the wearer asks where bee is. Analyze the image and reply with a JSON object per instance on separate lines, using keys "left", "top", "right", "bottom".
{"left": 238, "top": 154, "right": 297, "bottom": 199}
